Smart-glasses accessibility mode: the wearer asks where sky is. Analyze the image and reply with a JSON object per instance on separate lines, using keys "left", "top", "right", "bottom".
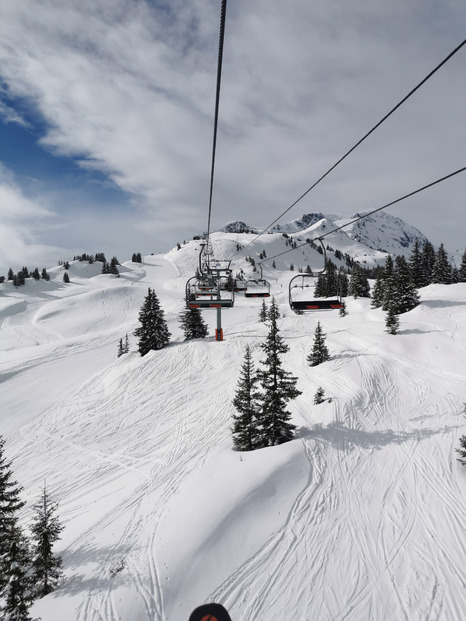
{"left": 0, "top": 0, "right": 465, "bottom": 274}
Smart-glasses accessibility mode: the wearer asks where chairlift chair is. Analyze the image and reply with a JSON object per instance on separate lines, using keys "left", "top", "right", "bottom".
{"left": 289, "top": 238, "right": 343, "bottom": 312}
{"left": 244, "top": 264, "right": 271, "bottom": 298}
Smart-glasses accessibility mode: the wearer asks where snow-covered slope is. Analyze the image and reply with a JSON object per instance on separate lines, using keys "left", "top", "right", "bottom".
{"left": 0, "top": 251, "right": 465, "bottom": 621}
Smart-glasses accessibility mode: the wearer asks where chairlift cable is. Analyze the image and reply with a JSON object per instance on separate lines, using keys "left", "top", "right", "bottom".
{"left": 244, "top": 37, "right": 466, "bottom": 250}
{"left": 257, "top": 166, "right": 466, "bottom": 266}
{"left": 206, "top": 0, "right": 228, "bottom": 245}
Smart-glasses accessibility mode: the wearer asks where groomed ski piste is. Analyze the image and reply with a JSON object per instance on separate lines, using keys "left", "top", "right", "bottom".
{"left": 1, "top": 231, "right": 465, "bottom": 621}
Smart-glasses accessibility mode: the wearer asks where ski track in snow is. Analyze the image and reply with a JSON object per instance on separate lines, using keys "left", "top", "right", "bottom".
{"left": 1, "top": 253, "right": 465, "bottom": 621}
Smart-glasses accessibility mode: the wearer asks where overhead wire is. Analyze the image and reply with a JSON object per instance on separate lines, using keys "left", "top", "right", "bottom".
{"left": 244, "top": 37, "right": 466, "bottom": 249}
{"left": 257, "top": 166, "right": 466, "bottom": 266}
{"left": 206, "top": 0, "right": 228, "bottom": 243}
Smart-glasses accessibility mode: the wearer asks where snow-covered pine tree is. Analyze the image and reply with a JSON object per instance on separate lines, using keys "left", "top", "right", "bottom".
{"left": 124, "top": 333, "right": 129, "bottom": 354}
{"left": 256, "top": 298, "right": 301, "bottom": 446}
{"left": 1, "top": 525, "right": 33, "bottom": 621}
{"left": 459, "top": 250, "right": 466, "bottom": 283}
{"left": 314, "top": 273, "right": 327, "bottom": 298}
{"left": 117, "top": 338, "right": 124, "bottom": 357}
{"left": 409, "top": 239, "right": 425, "bottom": 288}
{"left": 338, "top": 270, "right": 349, "bottom": 298}
{"left": 179, "top": 306, "right": 208, "bottom": 340}
{"left": 381, "top": 255, "right": 395, "bottom": 311}
{"left": 0, "top": 436, "right": 26, "bottom": 592}
{"left": 392, "top": 255, "right": 420, "bottom": 313}
{"left": 421, "top": 240, "right": 436, "bottom": 285}
{"left": 348, "top": 265, "right": 370, "bottom": 298}
{"left": 385, "top": 302, "right": 400, "bottom": 335}
{"left": 134, "top": 288, "right": 171, "bottom": 355}
{"left": 258, "top": 299, "right": 268, "bottom": 322}
{"left": 110, "top": 257, "right": 120, "bottom": 276}
{"left": 30, "top": 484, "right": 63, "bottom": 598}
{"left": 307, "top": 321, "right": 330, "bottom": 366}
{"left": 339, "top": 300, "right": 348, "bottom": 317}
{"left": 314, "top": 386, "right": 325, "bottom": 405}
{"left": 457, "top": 434, "right": 466, "bottom": 466}
{"left": 431, "top": 243, "right": 453, "bottom": 284}
{"left": 232, "top": 345, "right": 261, "bottom": 451}
{"left": 370, "top": 273, "right": 385, "bottom": 308}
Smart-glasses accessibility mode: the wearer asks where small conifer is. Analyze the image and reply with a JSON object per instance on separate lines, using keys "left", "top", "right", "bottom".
{"left": 179, "top": 306, "right": 208, "bottom": 340}
{"left": 307, "top": 321, "right": 330, "bottom": 366}
{"left": 134, "top": 288, "right": 171, "bottom": 355}
{"left": 232, "top": 345, "right": 261, "bottom": 451}
{"left": 314, "top": 386, "right": 325, "bottom": 405}
{"left": 30, "top": 484, "right": 64, "bottom": 598}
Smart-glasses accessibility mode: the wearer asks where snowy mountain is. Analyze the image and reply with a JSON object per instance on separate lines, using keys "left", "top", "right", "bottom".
{"left": 270, "top": 212, "right": 329, "bottom": 233}
{"left": 219, "top": 221, "right": 258, "bottom": 234}
{"left": 1, "top": 246, "right": 465, "bottom": 621}
{"left": 216, "top": 211, "right": 430, "bottom": 267}
{"left": 334, "top": 211, "right": 429, "bottom": 256}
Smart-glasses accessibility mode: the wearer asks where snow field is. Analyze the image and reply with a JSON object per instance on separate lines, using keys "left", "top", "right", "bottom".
{"left": 0, "top": 248, "right": 465, "bottom": 620}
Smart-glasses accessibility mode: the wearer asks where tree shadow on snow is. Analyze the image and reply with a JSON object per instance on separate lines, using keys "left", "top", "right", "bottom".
{"left": 297, "top": 421, "right": 453, "bottom": 451}
{"left": 53, "top": 544, "right": 132, "bottom": 595}
{"left": 421, "top": 299, "right": 466, "bottom": 309}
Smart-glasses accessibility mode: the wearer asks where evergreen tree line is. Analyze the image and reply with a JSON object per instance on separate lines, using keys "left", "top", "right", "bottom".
{"left": 4, "top": 267, "right": 50, "bottom": 287}
{"left": 0, "top": 436, "right": 63, "bottom": 620}
{"left": 73, "top": 252, "right": 107, "bottom": 263}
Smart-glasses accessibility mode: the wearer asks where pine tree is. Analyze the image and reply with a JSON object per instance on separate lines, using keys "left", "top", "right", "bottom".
{"left": 63, "top": 272, "right": 70, "bottom": 284}
{"left": 134, "top": 288, "right": 171, "bottom": 355}
{"left": 314, "top": 273, "right": 327, "bottom": 298}
{"left": 349, "top": 265, "right": 370, "bottom": 298}
{"left": 0, "top": 436, "right": 26, "bottom": 592}
{"left": 381, "top": 255, "right": 395, "bottom": 311}
{"left": 457, "top": 434, "right": 466, "bottom": 466}
{"left": 385, "top": 303, "right": 400, "bottom": 335}
{"left": 339, "top": 300, "right": 348, "bottom": 317}
{"left": 31, "top": 268, "right": 40, "bottom": 281}
{"left": 124, "top": 333, "right": 129, "bottom": 354}
{"left": 41, "top": 268, "right": 50, "bottom": 281}
{"left": 370, "top": 273, "right": 385, "bottom": 308}
{"left": 258, "top": 300, "right": 268, "bottom": 322}
{"left": 30, "top": 484, "right": 63, "bottom": 598}
{"left": 179, "top": 306, "right": 208, "bottom": 340}
{"left": 338, "top": 270, "right": 349, "bottom": 298}
{"left": 421, "top": 241, "right": 436, "bottom": 286}
{"left": 232, "top": 345, "right": 261, "bottom": 451}
{"left": 307, "top": 321, "right": 330, "bottom": 366}
{"left": 117, "top": 338, "right": 124, "bottom": 357}
{"left": 255, "top": 298, "right": 301, "bottom": 447}
{"left": 110, "top": 257, "right": 120, "bottom": 276}
{"left": 314, "top": 386, "right": 325, "bottom": 405}
{"left": 392, "top": 255, "right": 420, "bottom": 314}
{"left": 431, "top": 243, "right": 452, "bottom": 284}
{"left": 1, "top": 525, "right": 33, "bottom": 621}
{"left": 409, "top": 239, "right": 425, "bottom": 288}
{"left": 459, "top": 250, "right": 466, "bottom": 283}
{"left": 7, "top": 268, "right": 14, "bottom": 281}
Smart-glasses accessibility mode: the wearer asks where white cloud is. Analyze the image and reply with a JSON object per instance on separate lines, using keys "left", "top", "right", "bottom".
{"left": 0, "top": 0, "right": 465, "bottom": 260}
